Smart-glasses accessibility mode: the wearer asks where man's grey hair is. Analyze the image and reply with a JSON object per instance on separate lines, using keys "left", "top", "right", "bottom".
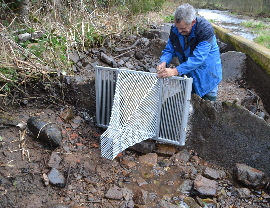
{"left": 174, "top": 3, "right": 196, "bottom": 25}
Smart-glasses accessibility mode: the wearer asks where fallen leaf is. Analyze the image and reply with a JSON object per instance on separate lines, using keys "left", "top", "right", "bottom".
{"left": 91, "top": 143, "right": 99, "bottom": 148}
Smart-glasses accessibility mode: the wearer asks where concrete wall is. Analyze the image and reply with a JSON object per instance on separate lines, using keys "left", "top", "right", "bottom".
{"left": 186, "top": 94, "right": 270, "bottom": 176}
{"left": 213, "top": 23, "right": 270, "bottom": 114}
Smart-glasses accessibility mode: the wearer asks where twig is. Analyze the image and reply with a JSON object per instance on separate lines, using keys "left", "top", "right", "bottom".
{"left": 0, "top": 160, "right": 14, "bottom": 167}
{"left": 0, "top": 72, "right": 12, "bottom": 81}
{"left": 80, "top": 201, "right": 102, "bottom": 203}
{"left": 19, "top": 129, "right": 27, "bottom": 161}
{"left": 114, "top": 38, "right": 142, "bottom": 52}
{"left": 114, "top": 49, "right": 134, "bottom": 59}
{"left": 108, "top": 199, "right": 116, "bottom": 208}
{"left": 65, "top": 162, "right": 72, "bottom": 189}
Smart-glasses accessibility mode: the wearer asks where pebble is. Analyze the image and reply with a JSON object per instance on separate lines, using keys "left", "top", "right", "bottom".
{"left": 47, "top": 168, "right": 66, "bottom": 188}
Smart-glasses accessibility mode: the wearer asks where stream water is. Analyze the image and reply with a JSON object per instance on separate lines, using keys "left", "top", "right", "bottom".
{"left": 197, "top": 9, "right": 258, "bottom": 40}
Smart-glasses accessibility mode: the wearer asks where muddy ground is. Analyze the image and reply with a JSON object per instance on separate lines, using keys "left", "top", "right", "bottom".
{"left": 1, "top": 26, "right": 270, "bottom": 208}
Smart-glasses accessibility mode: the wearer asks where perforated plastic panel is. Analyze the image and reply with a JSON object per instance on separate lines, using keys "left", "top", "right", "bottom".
{"left": 95, "top": 66, "right": 193, "bottom": 160}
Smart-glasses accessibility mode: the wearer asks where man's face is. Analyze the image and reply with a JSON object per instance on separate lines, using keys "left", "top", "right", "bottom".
{"left": 175, "top": 20, "right": 196, "bottom": 36}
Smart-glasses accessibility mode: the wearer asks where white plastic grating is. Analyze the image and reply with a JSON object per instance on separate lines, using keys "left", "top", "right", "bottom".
{"left": 95, "top": 66, "right": 193, "bottom": 160}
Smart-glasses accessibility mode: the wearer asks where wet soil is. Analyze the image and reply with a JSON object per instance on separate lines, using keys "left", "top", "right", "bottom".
{"left": 1, "top": 101, "right": 269, "bottom": 208}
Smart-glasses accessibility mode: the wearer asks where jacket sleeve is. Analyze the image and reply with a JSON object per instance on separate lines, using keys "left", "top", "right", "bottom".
{"left": 176, "top": 40, "right": 212, "bottom": 75}
{"left": 159, "top": 39, "right": 176, "bottom": 65}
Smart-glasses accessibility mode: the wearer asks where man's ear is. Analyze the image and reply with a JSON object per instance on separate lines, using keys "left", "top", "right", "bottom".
{"left": 191, "top": 19, "right": 196, "bottom": 26}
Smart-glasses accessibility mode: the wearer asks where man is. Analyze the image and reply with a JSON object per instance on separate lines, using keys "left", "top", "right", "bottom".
{"left": 157, "top": 3, "right": 222, "bottom": 101}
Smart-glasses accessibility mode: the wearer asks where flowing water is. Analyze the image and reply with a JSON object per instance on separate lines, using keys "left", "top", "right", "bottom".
{"left": 197, "top": 9, "right": 258, "bottom": 40}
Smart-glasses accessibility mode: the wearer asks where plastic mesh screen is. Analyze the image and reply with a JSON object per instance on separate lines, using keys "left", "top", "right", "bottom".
{"left": 95, "top": 66, "right": 193, "bottom": 160}
{"left": 100, "top": 70, "right": 160, "bottom": 160}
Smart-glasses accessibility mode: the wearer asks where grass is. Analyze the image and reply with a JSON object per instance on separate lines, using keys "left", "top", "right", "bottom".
{"left": 241, "top": 20, "right": 270, "bottom": 49}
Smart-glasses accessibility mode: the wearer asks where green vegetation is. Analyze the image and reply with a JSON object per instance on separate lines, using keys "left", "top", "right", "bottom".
{"left": 127, "top": 0, "right": 165, "bottom": 14}
{"left": 241, "top": 20, "right": 270, "bottom": 49}
{"left": 254, "top": 32, "right": 270, "bottom": 49}
{"left": 241, "top": 21, "right": 267, "bottom": 30}
{"left": 164, "top": 15, "right": 174, "bottom": 23}
{"left": 1, "top": 0, "right": 166, "bottom": 73}
{"left": 0, "top": 67, "right": 18, "bottom": 81}
{"left": 0, "top": 0, "right": 168, "bottom": 103}
{"left": 0, "top": 67, "right": 18, "bottom": 93}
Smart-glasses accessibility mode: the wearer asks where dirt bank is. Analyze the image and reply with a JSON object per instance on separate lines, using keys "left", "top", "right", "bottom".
{"left": 1, "top": 31, "right": 270, "bottom": 208}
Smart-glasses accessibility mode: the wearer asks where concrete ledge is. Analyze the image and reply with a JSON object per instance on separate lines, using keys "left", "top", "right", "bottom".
{"left": 212, "top": 23, "right": 270, "bottom": 75}
{"left": 186, "top": 94, "right": 270, "bottom": 176}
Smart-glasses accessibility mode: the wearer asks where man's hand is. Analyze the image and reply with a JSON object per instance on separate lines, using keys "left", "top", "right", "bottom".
{"left": 156, "top": 62, "right": 166, "bottom": 72}
{"left": 157, "top": 67, "right": 178, "bottom": 78}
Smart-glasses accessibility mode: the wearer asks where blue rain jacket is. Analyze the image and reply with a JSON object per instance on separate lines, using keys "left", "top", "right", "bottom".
{"left": 160, "top": 17, "right": 222, "bottom": 97}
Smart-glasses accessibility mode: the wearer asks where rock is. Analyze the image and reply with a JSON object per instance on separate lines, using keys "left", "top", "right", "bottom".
{"left": 203, "top": 167, "right": 222, "bottom": 180}
{"left": 142, "top": 29, "right": 160, "bottom": 39}
{"left": 48, "top": 152, "right": 62, "bottom": 168}
{"left": 125, "top": 61, "right": 134, "bottom": 69}
{"left": 177, "top": 180, "right": 193, "bottom": 194}
{"left": 184, "top": 197, "right": 201, "bottom": 208}
{"left": 233, "top": 163, "right": 266, "bottom": 188}
{"left": 18, "top": 33, "right": 31, "bottom": 41}
{"left": 47, "top": 203, "right": 69, "bottom": 208}
{"left": 189, "top": 166, "right": 198, "bottom": 180}
{"left": 68, "top": 50, "right": 80, "bottom": 63}
{"left": 148, "top": 67, "right": 156, "bottom": 73}
{"left": 100, "top": 52, "right": 117, "bottom": 67}
{"left": 70, "top": 115, "right": 83, "bottom": 129}
{"left": 121, "top": 159, "right": 137, "bottom": 168}
{"left": 27, "top": 117, "right": 62, "bottom": 147}
{"left": 105, "top": 185, "right": 124, "bottom": 200}
{"left": 138, "top": 153, "right": 158, "bottom": 166}
{"left": 133, "top": 189, "right": 148, "bottom": 205}
{"left": 0, "top": 113, "right": 21, "bottom": 126}
{"left": 126, "top": 200, "right": 135, "bottom": 208}
{"left": 0, "top": 175, "right": 10, "bottom": 185}
{"left": 137, "top": 177, "right": 148, "bottom": 186}
{"left": 88, "top": 184, "right": 97, "bottom": 194}
{"left": 193, "top": 174, "right": 218, "bottom": 196}
{"left": 128, "top": 140, "right": 156, "bottom": 154}
{"left": 159, "top": 199, "right": 188, "bottom": 208}
{"left": 202, "top": 198, "right": 217, "bottom": 208}
{"left": 59, "top": 107, "right": 74, "bottom": 121}
{"left": 117, "top": 59, "right": 125, "bottom": 66}
{"left": 47, "top": 168, "right": 65, "bottom": 188}
{"left": 120, "top": 200, "right": 135, "bottom": 208}
{"left": 231, "top": 188, "right": 251, "bottom": 198}
{"left": 31, "top": 31, "right": 45, "bottom": 40}
{"left": 139, "top": 37, "right": 150, "bottom": 47}
{"left": 135, "top": 50, "right": 144, "bottom": 60}
{"left": 154, "top": 143, "right": 176, "bottom": 156}
{"left": 122, "top": 188, "right": 133, "bottom": 201}
{"left": 171, "top": 149, "right": 191, "bottom": 162}
{"left": 158, "top": 159, "right": 171, "bottom": 167}
{"left": 190, "top": 155, "right": 201, "bottom": 165}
